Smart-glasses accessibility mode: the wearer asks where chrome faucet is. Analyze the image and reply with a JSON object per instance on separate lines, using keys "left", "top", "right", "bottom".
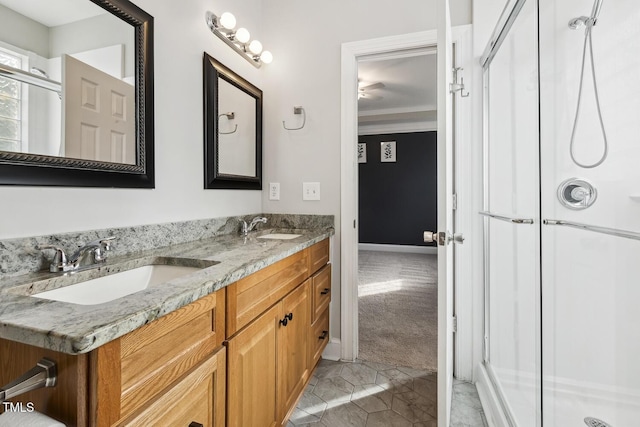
{"left": 240, "top": 217, "right": 267, "bottom": 236}
{"left": 38, "top": 236, "right": 116, "bottom": 273}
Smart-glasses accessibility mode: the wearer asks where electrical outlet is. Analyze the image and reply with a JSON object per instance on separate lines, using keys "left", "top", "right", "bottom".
{"left": 303, "top": 182, "right": 320, "bottom": 200}
{"left": 269, "top": 182, "right": 280, "bottom": 200}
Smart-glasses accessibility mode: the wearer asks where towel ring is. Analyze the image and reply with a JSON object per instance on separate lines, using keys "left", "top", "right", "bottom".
{"left": 218, "top": 112, "right": 238, "bottom": 135}
{"left": 282, "top": 106, "right": 306, "bottom": 130}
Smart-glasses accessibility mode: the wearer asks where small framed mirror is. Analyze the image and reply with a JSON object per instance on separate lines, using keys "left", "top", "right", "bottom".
{"left": 203, "top": 53, "right": 262, "bottom": 190}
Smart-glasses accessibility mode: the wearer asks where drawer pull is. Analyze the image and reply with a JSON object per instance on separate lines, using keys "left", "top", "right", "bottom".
{"left": 279, "top": 313, "right": 293, "bottom": 327}
{"left": 189, "top": 422, "right": 204, "bottom": 427}
{"left": 318, "top": 331, "right": 328, "bottom": 340}
{"left": 320, "top": 288, "right": 330, "bottom": 295}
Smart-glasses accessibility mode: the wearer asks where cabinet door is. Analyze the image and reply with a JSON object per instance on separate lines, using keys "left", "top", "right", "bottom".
{"left": 227, "top": 303, "right": 280, "bottom": 427}
{"left": 121, "top": 347, "right": 226, "bottom": 427}
{"left": 278, "top": 280, "right": 311, "bottom": 422}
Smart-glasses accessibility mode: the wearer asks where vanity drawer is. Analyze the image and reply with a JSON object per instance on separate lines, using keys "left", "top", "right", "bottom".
{"left": 311, "top": 264, "right": 331, "bottom": 323}
{"left": 226, "top": 250, "right": 308, "bottom": 337}
{"left": 91, "top": 289, "right": 225, "bottom": 425}
{"left": 121, "top": 347, "right": 226, "bottom": 427}
{"left": 308, "top": 239, "right": 329, "bottom": 276}
{"left": 309, "top": 308, "right": 330, "bottom": 368}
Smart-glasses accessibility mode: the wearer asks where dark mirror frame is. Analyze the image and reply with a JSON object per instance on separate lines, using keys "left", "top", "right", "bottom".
{"left": 0, "top": 0, "right": 154, "bottom": 188}
{"left": 203, "top": 53, "right": 262, "bottom": 190}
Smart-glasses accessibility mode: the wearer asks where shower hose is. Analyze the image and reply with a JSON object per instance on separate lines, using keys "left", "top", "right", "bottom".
{"left": 570, "top": 22, "right": 609, "bottom": 168}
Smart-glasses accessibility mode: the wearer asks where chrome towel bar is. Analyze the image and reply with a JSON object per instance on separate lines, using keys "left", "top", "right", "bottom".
{"left": 544, "top": 219, "right": 640, "bottom": 242}
{"left": 479, "top": 211, "right": 534, "bottom": 224}
{"left": 0, "top": 64, "right": 61, "bottom": 94}
{"left": 0, "top": 358, "right": 57, "bottom": 403}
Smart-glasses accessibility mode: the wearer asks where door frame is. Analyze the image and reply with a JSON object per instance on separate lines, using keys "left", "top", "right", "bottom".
{"left": 340, "top": 30, "right": 439, "bottom": 363}
{"left": 339, "top": 25, "right": 475, "bottom": 369}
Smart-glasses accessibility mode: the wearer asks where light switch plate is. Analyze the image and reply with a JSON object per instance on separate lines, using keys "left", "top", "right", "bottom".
{"left": 303, "top": 182, "right": 320, "bottom": 200}
{"left": 269, "top": 182, "right": 280, "bottom": 200}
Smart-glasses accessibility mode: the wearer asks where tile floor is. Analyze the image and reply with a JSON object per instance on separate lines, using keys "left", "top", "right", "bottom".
{"left": 287, "top": 359, "right": 487, "bottom": 427}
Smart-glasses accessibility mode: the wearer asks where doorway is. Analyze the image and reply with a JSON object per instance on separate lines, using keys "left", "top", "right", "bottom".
{"left": 339, "top": 25, "right": 476, "bottom": 425}
{"left": 356, "top": 51, "right": 439, "bottom": 371}
{"left": 340, "top": 31, "right": 441, "bottom": 365}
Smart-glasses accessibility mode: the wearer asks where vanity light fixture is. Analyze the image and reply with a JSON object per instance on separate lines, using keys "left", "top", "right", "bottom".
{"left": 205, "top": 11, "right": 273, "bottom": 68}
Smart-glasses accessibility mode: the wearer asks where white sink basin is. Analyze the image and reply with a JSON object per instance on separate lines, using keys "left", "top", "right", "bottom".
{"left": 257, "top": 233, "right": 302, "bottom": 240}
{"left": 32, "top": 264, "right": 202, "bottom": 306}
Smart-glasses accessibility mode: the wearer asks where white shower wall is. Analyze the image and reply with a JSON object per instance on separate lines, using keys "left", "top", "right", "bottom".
{"left": 539, "top": 0, "right": 640, "bottom": 425}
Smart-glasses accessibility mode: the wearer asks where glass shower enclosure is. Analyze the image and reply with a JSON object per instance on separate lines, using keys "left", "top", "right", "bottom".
{"left": 481, "top": 0, "right": 640, "bottom": 426}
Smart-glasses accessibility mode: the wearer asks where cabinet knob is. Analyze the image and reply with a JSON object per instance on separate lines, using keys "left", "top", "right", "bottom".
{"left": 189, "top": 422, "right": 203, "bottom": 427}
{"left": 318, "top": 330, "right": 328, "bottom": 340}
{"left": 320, "top": 288, "right": 330, "bottom": 295}
{"left": 279, "top": 312, "right": 293, "bottom": 327}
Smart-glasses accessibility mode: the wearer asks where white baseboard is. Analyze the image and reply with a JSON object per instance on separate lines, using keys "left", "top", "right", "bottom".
{"left": 476, "top": 363, "right": 510, "bottom": 427}
{"left": 321, "top": 338, "right": 341, "bottom": 361}
{"left": 358, "top": 243, "right": 437, "bottom": 254}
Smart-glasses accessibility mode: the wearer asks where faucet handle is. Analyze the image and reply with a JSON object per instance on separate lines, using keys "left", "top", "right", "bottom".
{"left": 94, "top": 237, "right": 115, "bottom": 261}
{"left": 37, "top": 245, "right": 69, "bottom": 272}
{"left": 83, "top": 236, "right": 116, "bottom": 249}
{"left": 98, "top": 236, "right": 116, "bottom": 249}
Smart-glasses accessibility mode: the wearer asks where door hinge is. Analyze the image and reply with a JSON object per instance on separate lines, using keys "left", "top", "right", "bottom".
{"left": 452, "top": 193, "right": 458, "bottom": 210}
{"left": 452, "top": 316, "right": 457, "bottom": 333}
{"left": 353, "top": 219, "right": 356, "bottom": 228}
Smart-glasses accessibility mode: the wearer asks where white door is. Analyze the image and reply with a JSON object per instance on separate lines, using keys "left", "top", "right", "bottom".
{"left": 62, "top": 54, "right": 135, "bottom": 164}
{"left": 435, "top": 1, "right": 455, "bottom": 425}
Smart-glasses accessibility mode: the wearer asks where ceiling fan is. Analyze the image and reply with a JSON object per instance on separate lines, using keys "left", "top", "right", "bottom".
{"left": 358, "top": 81, "right": 385, "bottom": 100}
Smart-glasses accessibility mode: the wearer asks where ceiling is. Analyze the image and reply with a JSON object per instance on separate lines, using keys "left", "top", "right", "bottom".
{"left": 358, "top": 53, "right": 437, "bottom": 128}
{"left": 0, "top": 0, "right": 106, "bottom": 27}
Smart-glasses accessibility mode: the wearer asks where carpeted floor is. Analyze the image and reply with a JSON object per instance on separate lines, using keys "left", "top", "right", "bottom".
{"left": 358, "top": 250, "right": 438, "bottom": 372}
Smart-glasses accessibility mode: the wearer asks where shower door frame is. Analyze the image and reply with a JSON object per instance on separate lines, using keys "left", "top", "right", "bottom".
{"left": 480, "top": 0, "right": 543, "bottom": 425}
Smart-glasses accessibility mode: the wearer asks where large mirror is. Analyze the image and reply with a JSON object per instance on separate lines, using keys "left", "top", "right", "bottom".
{"left": 0, "top": 0, "right": 154, "bottom": 187}
{"left": 204, "top": 53, "right": 262, "bottom": 190}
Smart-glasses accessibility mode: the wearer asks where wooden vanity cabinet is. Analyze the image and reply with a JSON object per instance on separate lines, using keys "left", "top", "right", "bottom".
{"left": 0, "top": 288, "right": 226, "bottom": 427}
{"left": 226, "top": 238, "right": 330, "bottom": 427}
{"left": 0, "top": 237, "right": 330, "bottom": 427}
{"left": 92, "top": 289, "right": 226, "bottom": 427}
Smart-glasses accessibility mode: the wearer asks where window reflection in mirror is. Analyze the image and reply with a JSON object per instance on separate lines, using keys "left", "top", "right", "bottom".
{"left": 0, "top": 0, "right": 135, "bottom": 165}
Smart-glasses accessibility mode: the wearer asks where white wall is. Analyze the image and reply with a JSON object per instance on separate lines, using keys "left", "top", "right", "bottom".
{"left": 260, "top": 0, "right": 471, "bottom": 340}
{"left": 2, "top": 0, "right": 473, "bottom": 347}
{"left": 0, "top": 0, "right": 266, "bottom": 239}
{"left": 0, "top": 4, "right": 49, "bottom": 58}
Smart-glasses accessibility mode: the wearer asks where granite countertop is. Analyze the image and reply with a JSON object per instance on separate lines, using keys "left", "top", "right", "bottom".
{"left": 0, "top": 228, "right": 333, "bottom": 355}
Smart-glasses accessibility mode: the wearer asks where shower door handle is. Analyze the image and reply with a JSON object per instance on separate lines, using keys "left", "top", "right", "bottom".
{"left": 424, "top": 231, "right": 464, "bottom": 246}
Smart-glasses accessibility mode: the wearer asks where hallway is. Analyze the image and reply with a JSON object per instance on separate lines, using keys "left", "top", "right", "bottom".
{"left": 358, "top": 250, "right": 438, "bottom": 371}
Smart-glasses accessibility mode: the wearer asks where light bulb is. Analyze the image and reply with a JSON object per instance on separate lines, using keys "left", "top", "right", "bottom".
{"left": 219, "top": 12, "right": 236, "bottom": 30}
{"left": 235, "top": 27, "right": 250, "bottom": 44}
{"left": 260, "top": 50, "right": 273, "bottom": 64}
{"left": 249, "top": 40, "right": 263, "bottom": 55}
